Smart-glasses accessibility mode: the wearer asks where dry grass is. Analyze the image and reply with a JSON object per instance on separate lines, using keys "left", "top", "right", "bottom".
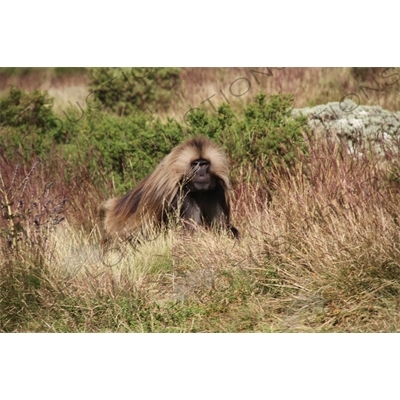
{"left": 2, "top": 133, "right": 399, "bottom": 332}
{"left": 1, "top": 67, "right": 399, "bottom": 332}
{"left": 140, "top": 67, "right": 400, "bottom": 121}
{"left": 2, "top": 68, "right": 399, "bottom": 120}
{"left": 0, "top": 68, "right": 88, "bottom": 115}
{"left": 237, "top": 139, "right": 400, "bottom": 332}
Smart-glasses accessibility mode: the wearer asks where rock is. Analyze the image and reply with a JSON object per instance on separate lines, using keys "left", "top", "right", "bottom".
{"left": 292, "top": 100, "right": 400, "bottom": 155}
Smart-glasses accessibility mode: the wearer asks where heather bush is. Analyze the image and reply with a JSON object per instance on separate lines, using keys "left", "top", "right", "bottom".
{"left": 87, "top": 67, "right": 181, "bottom": 116}
{"left": 1, "top": 86, "right": 307, "bottom": 193}
{"left": 59, "top": 106, "right": 185, "bottom": 192}
{"left": 0, "top": 87, "right": 61, "bottom": 159}
{"left": 186, "top": 93, "right": 308, "bottom": 180}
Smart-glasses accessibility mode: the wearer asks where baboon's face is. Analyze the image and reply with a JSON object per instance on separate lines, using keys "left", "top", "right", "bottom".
{"left": 186, "top": 159, "right": 217, "bottom": 192}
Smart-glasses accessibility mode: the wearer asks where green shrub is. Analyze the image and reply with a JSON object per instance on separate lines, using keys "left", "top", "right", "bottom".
{"left": 0, "top": 86, "right": 57, "bottom": 129}
{"left": 237, "top": 93, "right": 307, "bottom": 167}
{"left": 87, "top": 67, "right": 181, "bottom": 116}
{"left": 1, "top": 86, "right": 306, "bottom": 193}
{"left": 66, "top": 92, "right": 307, "bottom": 192}
{"left": 186, "top": 93, "right": 308, "bottom": 176}
{"left": 0, "top": 86, "right": 185, "bottom": 192}
{"left": 57, "top": 106, "right": 185, "bottom": 192}
{"left": 0, "top": 87, "right": 61, "bottom": 159}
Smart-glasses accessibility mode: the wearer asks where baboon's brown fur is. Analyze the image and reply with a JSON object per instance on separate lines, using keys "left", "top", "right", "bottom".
{"left": 100, "top": 136, "right": 236, "bottom": 241}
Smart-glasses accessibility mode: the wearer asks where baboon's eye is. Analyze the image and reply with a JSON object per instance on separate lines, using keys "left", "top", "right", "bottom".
{"left": 191, "top": 159, "right": 209, "bottom": 168}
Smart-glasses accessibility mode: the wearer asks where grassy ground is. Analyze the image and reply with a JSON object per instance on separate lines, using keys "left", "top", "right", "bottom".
{"left": 1, "top": 67, "right": 399, "bottom": 117}
{"left": 1, "top": 67, "right": 400, "bottom": 332}
{"left": 1, "top": 135, "right": 399, "bottom": 332}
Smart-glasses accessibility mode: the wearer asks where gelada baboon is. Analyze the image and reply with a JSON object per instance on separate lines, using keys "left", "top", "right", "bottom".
{"left": 100, "top": 136, "right": 239, "bottom": 241}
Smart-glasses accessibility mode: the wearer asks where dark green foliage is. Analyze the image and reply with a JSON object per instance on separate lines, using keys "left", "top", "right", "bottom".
{"left": 1, "top": 85, "right": 306, "bottom": 193}
{"left": 186, "top": 93, "right": 308, "bottom": 174}
{"left": 58, "top": 107, "right": 185, "bottom": 192}
{"left": 0, "top": 87, "right": 60, "bottom": 158}
{"left": 238, "top": 93, "right": 308, "bottom": 167}
{"left": 0, "top": 86, "right": 56, "bottom": 129}
{"left": 87, "top": 67, "right": 181, "bottom": 116}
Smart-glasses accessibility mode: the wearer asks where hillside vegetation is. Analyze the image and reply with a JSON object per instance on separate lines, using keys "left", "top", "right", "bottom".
{"left": 1, "top": 67, "right": 399, "bottom": 332}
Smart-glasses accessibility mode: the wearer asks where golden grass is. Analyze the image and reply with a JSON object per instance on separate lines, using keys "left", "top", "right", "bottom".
{"left": 0, "top": 69, "right": 88, "bottom": 115}
{"left": 2, "top": 134, "right": 398, "bottom": 332}
{"left": 1, "top": 67, "right": 399, "bottom": 332}
{"left": 46, "top": 222, "right": 174, "bottom": 293}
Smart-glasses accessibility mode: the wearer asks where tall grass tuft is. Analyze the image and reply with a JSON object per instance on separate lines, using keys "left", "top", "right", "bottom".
{"left": 2, "top": 131, "right": 400, "bottom": 332}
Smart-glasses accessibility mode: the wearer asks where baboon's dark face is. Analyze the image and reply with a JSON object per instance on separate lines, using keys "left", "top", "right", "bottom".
{"left": 186, "top": 159, "right": 217, "bottom": 192}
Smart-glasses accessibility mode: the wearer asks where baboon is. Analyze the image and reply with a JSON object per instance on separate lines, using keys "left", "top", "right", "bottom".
{"left": 100, "top": 136, "right": 239, "bottom": 242}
